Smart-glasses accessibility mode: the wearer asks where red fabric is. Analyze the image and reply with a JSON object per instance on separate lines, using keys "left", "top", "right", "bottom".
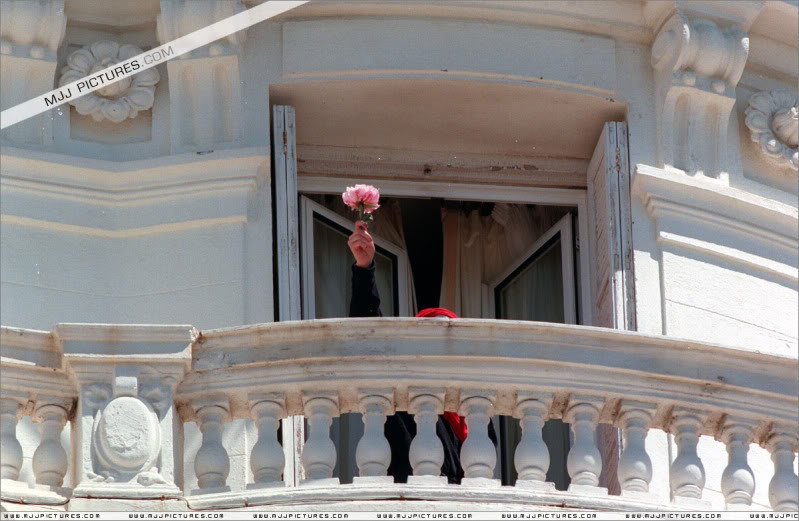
{"left": 415, "top": 307, "right": 467, "bottom": 441}
{"left": 443, "top": 411, "right": 468, "bottom": 442}
{"left": 415, "top": 307, "right": 458, "bottom": 319}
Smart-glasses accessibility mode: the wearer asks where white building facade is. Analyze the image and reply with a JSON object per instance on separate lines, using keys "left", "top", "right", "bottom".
{"left": 1, "top": 0, "right": 797, "bottom": 513}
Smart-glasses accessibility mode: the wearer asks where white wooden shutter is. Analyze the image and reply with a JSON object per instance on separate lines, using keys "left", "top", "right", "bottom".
{"left": 274, "top": 105, "right": 301, "bottom": 322}
{"left": 272, "top": 104, "right": 303, "bottom": 484}
{"left": 586, "top": 121, "right": 635, "bottom": 495}
{"left": 586, "top": 122, "right": 636, "bottom": 330}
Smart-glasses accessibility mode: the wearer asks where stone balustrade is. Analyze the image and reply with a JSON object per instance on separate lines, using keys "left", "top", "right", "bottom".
{"left": 1, "top": 319, "right": 797, "bottom": 512}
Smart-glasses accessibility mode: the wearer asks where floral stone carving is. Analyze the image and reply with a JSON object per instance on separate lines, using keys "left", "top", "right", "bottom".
{"left": 744, "top": 90, "right": 799, "bottom": 171}
{"left": 58, "top": 41, "right": 160, "bottom": 123}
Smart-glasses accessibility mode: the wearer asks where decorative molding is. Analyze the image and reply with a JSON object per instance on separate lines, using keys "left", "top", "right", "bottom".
{"left": 632, "top": 164, "right": 798, "bottom": 251}
{"left": 178, "top": 318, "right": 798, "bottom": 430}
{"left": 744, "top": 90, "right": 799, "bottom": 171}
{"left": 0, "top": 0, "right": 67, "bottom": 60}
{"left": 157, "top": 0, "right": 247, "bottom": 59}
{"left": 0, "top": 0, "right": 67, "bottom": 145}
{"left": 650, "top": 12, "right": 750, "bottom": 178}
{"left": 157, "top": 0, "right": 247, "bottom": 152}
{"left": 0, "top": 147, "right": 266, "bottom": 236}
{"left": 58, "top": 41, "right": 160, "bottom": 123}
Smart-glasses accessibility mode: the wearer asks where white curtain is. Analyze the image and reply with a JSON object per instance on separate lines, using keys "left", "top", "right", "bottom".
{"left": 308, "top": 194, "right": 417, "bottom": 318}
{"left": 439, "top": 203, "right": 567, "bottom": 318}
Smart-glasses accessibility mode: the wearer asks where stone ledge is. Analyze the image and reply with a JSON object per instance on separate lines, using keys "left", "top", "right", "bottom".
{"left": 0, "top": 479, "right": 70, "bottom": 506}
{"left": 185, "top": 482, "right": 676, "bottom": 511}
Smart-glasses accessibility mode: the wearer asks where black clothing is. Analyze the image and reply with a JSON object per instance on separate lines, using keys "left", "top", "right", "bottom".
{"left": 350, "top": 260, "right": 383, "bottom": 317}
{"left": 349, "top": 261, "right": 495, "bottom": 484}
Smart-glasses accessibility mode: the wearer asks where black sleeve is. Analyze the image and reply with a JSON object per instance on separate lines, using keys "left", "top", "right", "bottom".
{"left": 349, "top": 261, "right": 383, "bottom": 317}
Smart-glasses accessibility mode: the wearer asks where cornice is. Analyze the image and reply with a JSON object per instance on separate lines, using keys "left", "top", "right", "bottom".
{"left": 632, "top": 164, "right": 798, "bottom": 282}
{"left": 0, "top": 146, "right": 269, "bottom": 193}
{"left": 633, "top": 164, "right": 798, "bottom": 235}
{"left": 0, "top": 146, "right": 268, "bottom": 233}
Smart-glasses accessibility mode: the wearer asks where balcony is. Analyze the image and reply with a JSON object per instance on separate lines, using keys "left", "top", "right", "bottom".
{"left": 1, "top": 318, "right": 797, "bottom": 512}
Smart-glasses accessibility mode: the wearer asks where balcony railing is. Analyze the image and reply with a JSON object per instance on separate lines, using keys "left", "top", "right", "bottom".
{"left": 1, "top": 319, "right": 797, "bottom": 511}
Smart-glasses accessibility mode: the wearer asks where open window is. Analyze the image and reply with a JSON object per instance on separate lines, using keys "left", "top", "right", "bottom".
{"left": 488, "top": 212, "right": 576, "bottom": 325}
{"left": 274, "top": 102, "right": 633, "bottom": 488}
{"left": 299, "top": 196, "right": 410, "bottom": 320}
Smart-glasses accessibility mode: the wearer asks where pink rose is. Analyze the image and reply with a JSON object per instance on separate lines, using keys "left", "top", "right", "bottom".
{"left": 342, "top": 184, "right": 380, "bottom": 222}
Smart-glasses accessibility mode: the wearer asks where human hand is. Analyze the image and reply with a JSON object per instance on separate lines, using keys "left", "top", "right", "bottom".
{"left": 348, "top": 220, "right": 375, "bottom": 268}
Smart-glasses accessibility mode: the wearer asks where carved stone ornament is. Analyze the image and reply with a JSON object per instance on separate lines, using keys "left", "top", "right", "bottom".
{"left": 92, "top": 395, "right": 161, "bottom": 474}
{"left": 745, "top": 90, "right": 799, "bottom": 171}
{"left": 58, "top": 41, "right": 160, "bottom": 123}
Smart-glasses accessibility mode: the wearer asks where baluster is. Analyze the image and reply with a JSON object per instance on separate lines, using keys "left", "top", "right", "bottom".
{"left": 616, "top": 402, "right": 655, "bottom": 495}
{"left": 513, "top": 394, "right": 553, "bottom": 489}
{"left": 248, "top": 393, "right": 286, "bottom": 486}
{"left": 766, "top": 429, "right": 799, "bottom": 512}
{"left": 565, "top": 397, "right": 604, "bottom": 492}
{"left": 669, "top": 409, "right": 708, "bottom": 506}
{"left": 0, "top": 397, "right": 24, "bottom": 481}
{"left": 720, "top": 420, "right": 756, "bottom": 509}
{"left": 193, "top": 398, "right": 231, "bottom": 491}
{"left": 301, "top": 392, "right": 338, "bottom": 482}
{"left": 355, "top": 390, "right": 393, "bottom": 478}
{"left": 407, "top": 389, "right": 445, "bottom": 482}
{"left": 459, "top": 391, "right": 498, "bottom": 484}
{"left": 31, "top": 401, "right": 70, "bottom": 487}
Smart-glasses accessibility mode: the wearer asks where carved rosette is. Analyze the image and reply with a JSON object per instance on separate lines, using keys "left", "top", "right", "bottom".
{"left": 745, "top": 90, "right": 799, "bottom": 171}
{"left": 58, "top": 41, "right": 160, "bottom": 123}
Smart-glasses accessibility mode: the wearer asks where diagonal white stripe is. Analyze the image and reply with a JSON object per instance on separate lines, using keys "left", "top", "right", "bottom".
{"left": 0, "top": 0, "right": 307, "bottom": 130}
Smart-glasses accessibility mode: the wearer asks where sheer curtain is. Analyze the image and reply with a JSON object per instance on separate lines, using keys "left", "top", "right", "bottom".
{"left": 439, "top": 202, "right": 567, "bottom": 318}
{"left": 308, "top": 194, "right": 416, "bottom": 317}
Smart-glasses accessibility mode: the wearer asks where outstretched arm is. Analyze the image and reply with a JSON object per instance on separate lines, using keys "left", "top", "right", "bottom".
{"left": 348, "top": 221, "right": 382, "bottom": 317}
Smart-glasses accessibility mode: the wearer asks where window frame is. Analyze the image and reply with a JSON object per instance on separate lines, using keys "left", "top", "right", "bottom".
{"left": 487, "top": 212, "right": 577, "bottom": 324}
{"left": 299, "top": 195, "right": 411, "bottom": 319}
{"left": 298, "top": 178, "right": 593, "bottom": 326}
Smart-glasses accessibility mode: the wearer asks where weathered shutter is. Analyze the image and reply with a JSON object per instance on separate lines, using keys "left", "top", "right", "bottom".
{"left": 273, "top": 104, "right": 301, "bottom": 322}
{"left": 272, "top": 104, "right": 303, "bottom": 484}
{"left": 586, "top": 122, "right": 636, "bottom": 330}
{"left": 586, "top": 121, "right": 636, "bottom": 495}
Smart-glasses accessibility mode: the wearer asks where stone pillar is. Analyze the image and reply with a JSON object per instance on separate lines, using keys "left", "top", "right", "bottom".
{"left": 719, "top": 419, "right": 757, "bottom": 509}
{"left": 766, "top": 428, "right": 799, "bottom": 512}
{"left": 407, "top": 389, "right": 446, "bottom": 484}
{"left": 192, "top": 397, "right": 232, "bottom": 492}
{"left": 513, "top": 393, "right": 554, "bottom": 490}
{"left": 616, "top": 402, "right": 656, "bottom": 498}
{"left": 248, "top": 393, "right": 286, "bottom": 487}
{"left": 669, "top": 408, "right": 710, "bottom": 508}
{"left": 32, "top": 400, "right": 71, "bottom": 487}
{"left": 0, "top": 394, "right": 26, "bottom": 481}
{"left": 60, "top": 324, "right": 193, "bottom": 500}
{"left": 354, "top": 389, "right": 393, "bottom": 480}
{"left": 157, "top": 0, "right": 247, "bottom": 153}
{"left": 0, "top": 0, "right": 67, "bottom": 145}
{"left": 459, "top": 390, "right": 499, "bottom": 486}
{"left": 565, "top": 396, "right": 606, "bottom": 494}
{"left": 300, "top": 392, "right": 339, "bottom": 483}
